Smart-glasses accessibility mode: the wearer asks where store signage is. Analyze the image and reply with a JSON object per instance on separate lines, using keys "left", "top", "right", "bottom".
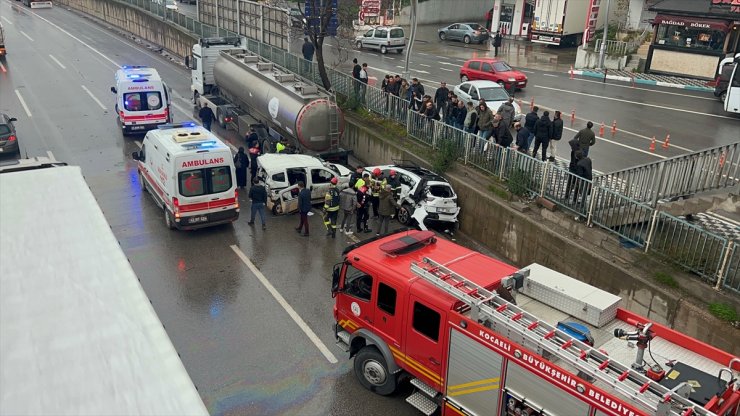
{"left": 654, "top": 15, "right": 731, "bottom": 31}
{"left": 583, "top": 0, "right": 601, "bottom": 46}
{"left": 711, "top": 0, "right": 740, "bottom": 14}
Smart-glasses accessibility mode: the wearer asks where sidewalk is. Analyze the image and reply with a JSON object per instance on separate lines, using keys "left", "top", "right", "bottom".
{"left": 571, "top": 68, "right": 716, "bottom": 93}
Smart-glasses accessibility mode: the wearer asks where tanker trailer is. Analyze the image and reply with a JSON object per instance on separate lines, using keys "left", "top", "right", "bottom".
{"left": 189, "top": 38, "right": 349, "bottom": 164}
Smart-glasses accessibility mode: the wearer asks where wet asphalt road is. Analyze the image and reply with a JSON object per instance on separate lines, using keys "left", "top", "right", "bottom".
{"left": 0, "top": 3, "right": 418, "bottom": 415}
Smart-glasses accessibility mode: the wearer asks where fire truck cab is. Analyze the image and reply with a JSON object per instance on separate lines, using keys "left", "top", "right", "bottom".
{"left": 332, "top": 231, "right": 740, "bottom": 416}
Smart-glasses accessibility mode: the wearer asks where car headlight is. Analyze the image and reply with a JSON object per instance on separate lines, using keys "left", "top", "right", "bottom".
{"left": 508, "top": 78, "right": 516, "bottom": 82}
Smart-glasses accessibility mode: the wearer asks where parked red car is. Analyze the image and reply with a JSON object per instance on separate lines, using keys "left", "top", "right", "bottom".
{"left": 459, "top": 58, "right": 528, "bottom": 90}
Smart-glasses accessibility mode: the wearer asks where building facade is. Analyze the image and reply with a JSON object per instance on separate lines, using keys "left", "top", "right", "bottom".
{"left": 647, "top": 0, "right": 740, "bottom": 79}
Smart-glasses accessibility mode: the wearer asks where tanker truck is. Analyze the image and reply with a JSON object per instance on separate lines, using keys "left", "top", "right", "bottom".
{"left": 188, "top": 37, "right": 350, "bottom": 164}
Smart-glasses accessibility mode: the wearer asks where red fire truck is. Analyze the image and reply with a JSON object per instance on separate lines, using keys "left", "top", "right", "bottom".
{"left": 331, "top": 231, "right": 740, "bottom": 416}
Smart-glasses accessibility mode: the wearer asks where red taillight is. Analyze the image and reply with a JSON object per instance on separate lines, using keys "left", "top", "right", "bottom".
{"left": 173, "top": 197, "right": 180, "bottom": 219}
{"left": 8, "top": 135, "right": 16, "bottom": 142}
{"left": 164, "top": 106, "right": 170, "bottom": 120}
{"left": 119, "top": 110, "right": 125, "bottom": 119}
{"left": 234, "top": 190, "right": 239, "bottom": 209}
{"left": 224, "top": 116, "right": 233, "bottom": 123}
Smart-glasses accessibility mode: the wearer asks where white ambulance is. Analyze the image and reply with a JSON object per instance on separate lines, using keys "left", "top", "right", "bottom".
{"left": 111, "top": 65, "right": 172, "bottom": 135}
{"left": 131, "top": 123, "right": 239, "bottom": 230}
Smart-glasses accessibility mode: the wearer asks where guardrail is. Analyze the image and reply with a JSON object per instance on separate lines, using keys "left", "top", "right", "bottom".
{"left": 593, "top": 28, "right": 651, "bottom": 56}
{"left": 242, "top": 40, "right": 737, "bottom": 293}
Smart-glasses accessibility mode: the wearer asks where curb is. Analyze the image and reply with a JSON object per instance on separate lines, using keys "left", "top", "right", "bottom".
{"left": 571, "top": 70, "right": 715, "bottom": 93}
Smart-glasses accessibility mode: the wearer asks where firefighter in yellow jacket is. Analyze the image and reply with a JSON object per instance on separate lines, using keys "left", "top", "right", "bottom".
{"left": 323, "top": 177, "right": 341, "bottom": 238}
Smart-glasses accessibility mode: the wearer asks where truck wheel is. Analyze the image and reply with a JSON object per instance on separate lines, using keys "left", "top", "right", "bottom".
{"left": 138, "top": 171, "right": 148, "bottom": 194}
{"left": 398, "top": 203, "right": 413, "bottom": 226}
{"left": 164, "top": 208, "right": 175, "bottom": 230}
{"left": 354, "top": 347, "right": 397, "bottom": 396}
{"left": 380, "top": 45, "right": 388, "bottom": 54}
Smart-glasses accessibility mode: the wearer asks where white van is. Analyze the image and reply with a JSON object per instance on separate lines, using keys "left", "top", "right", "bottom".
{"left": 111, "top": 66, "right": 172, "bottom": 135}
{"left": 256, "top": 153, "right": 350, "bottom": 215}
{"left": 131, "top": 123, "right": 239, "bottom": 230}
{"left": 355, "top": 26, "right": 405, "bottom": 54}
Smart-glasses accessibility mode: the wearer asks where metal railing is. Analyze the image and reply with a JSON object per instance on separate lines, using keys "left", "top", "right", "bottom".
{"left": 597, "top": 143, "right": 740, "bottom": 207}
{"left": 593, "top": 28, "right": 651, "bottom": 57}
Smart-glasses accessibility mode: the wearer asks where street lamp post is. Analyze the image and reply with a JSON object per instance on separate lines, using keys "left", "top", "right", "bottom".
{"left": 598, "top": 0, "right": 611, "bottom": 69}
{"left": 402, "top": 0, "right": 417, "bottom": 81}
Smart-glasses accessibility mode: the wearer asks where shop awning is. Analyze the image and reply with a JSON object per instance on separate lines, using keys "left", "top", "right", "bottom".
{"left": 654, "top": 14, "right": 731, "bottom": 31}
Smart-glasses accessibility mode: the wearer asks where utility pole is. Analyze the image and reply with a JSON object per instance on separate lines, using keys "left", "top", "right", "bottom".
{"left": 598, "top": 0, "right": 611, "bottom": 69}
{"left": 402, "top": 0, "right": 417, "bottom": 81}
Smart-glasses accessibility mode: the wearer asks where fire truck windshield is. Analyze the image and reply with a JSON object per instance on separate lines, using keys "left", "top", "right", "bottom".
{"left": 343, "top": 264, "right": 372, "bottom": 301}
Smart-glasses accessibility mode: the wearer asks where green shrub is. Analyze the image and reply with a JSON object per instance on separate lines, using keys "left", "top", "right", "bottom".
{"left": 708, "top": 303, "right": 738, "bottom": 323}
{"left": 508, "top": 168, "right": 530, "bottom": 197}
{"left": 431, "top": 139, "right": 459, "bottom": 174}
{"left": 653, "top": 272, "right": 679, "bottom": 288}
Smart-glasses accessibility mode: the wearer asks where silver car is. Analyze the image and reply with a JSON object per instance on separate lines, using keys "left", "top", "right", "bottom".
{"left": 453, "top": 80, "right": 522, "bottom": 118}
{"left": 355, "top": 26, "right": 405, "bottom": 54}
{"left": 438, "top": 23, "right": 489, "bottom": 44}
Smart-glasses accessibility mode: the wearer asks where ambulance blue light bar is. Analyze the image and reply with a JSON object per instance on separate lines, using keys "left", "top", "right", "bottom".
{"left": 122, "top": 65, "right": 147, "bottom": 69}
{"left": 157, "top": 122, "right": 200, "bottom": 130}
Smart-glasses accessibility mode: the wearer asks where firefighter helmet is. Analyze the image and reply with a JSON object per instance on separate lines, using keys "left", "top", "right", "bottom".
{"left": 373, "top": 168, "right": 381, "bottom": 177}
{"left": 331, "top": 177, "right": 338, "bottom": 185}
{"left": 389, "top": 169, "right": 397, "bottom": 176}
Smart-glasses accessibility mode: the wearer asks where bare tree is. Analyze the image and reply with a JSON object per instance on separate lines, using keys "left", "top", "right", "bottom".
{"left": 292, "top": 0, "right": 339, "bottom": 90}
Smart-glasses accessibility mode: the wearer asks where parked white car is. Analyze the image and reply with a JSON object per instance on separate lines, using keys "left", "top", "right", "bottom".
{"left": 364, "top": 164, "right": 459, "bottom": 231}
{"left": 453, "top": 80, "right": 521, "bottom": 118}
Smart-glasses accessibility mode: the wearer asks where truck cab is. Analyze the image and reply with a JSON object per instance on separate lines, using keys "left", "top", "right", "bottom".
{"left": 723, "top": 58, "right": 740, "bottom": 114}
{"left": 0, "top": 23, "right": 6, "bottom": 58}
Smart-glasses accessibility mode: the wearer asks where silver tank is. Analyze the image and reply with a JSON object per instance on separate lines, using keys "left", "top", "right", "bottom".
{"left": 213, "top": 52, "right": 344, "bottom": 152}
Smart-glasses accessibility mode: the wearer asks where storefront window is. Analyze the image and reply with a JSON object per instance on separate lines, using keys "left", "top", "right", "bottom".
{"left": 656, "top": 24, "right": 726, "bottom": 50}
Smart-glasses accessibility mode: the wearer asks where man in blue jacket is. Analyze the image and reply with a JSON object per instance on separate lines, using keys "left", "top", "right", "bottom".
{"left": 295, "top": 181, "right": 311, "bottom": 237}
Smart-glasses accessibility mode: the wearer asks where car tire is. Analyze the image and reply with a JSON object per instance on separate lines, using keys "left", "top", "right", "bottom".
{"left": 460, "top": 75, "right": 469, "bottom": 82}
{"left": 353, "top": 347, "right": 397, "bottom": 396}
{"left": 139, "top": 171, "right": 148, "bottom": 193}
{"left": 272, "top": 203, "right": 282, "bottom": 216}
{"left": 464, "top": 35, "right": 471, "bottom": 44}
{"left": 439, "top": 32, "right": 446, "bottom": 40}
{"left": 497, "top": 80, "right": 506, "bottom": 88}
{"left": 164, "top": 208, "right": 175, "bottom": 230}
{"left": 356, "top": 41, "right": 362, "bottom": 49}
{"left": 396, "top": 49, "right": 403, "bottom": 54}
{"left": 380, "top": 45, "right": 387, "bottom": 54}
{"left": 398, "top": 203, "right": 413, "bottom": 226}
{"left": 720, "top": 91, "right": 727, "bottom": 102}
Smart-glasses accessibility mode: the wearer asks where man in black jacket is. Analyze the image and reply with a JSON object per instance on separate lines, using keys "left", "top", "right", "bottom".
{"left": 549, "top": 110, "right": 564, "bottom": 161}
{"left": 573, "top": 151, "right": 593, "bottom": 205}
{"left": 296, "top": 181, "right": 311, "bottom": 237}
{"left": 198, "top": 103, "right": 216, "bottom": 131}
{"left": 493, "top": 31, "right": 502, "bottom": 57}
{"left": 523, "top": 106, "right": 539, "bottom": 151}
{"left": 495, "top": 114, "right": 513, "bottom": 148}
{"left": 514, "top": 122, "right": 529, "bottom": 154}
{"left": 532, "top": 110, "right": 553, "bottom": 161}
{"left": 247, "top": 177, "right": 267, "bottom": 230}
{"left": 434, "top": 82, "right": 449, "bottom": 116}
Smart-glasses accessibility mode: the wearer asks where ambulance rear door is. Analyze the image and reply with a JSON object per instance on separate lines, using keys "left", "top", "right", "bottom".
{"left": 174, "top": 150, "right": 235, "bottom": 225}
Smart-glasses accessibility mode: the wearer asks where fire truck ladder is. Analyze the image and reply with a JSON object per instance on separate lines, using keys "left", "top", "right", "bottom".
{"left": 410, "top": 257, "right": 716, "bottom": 416}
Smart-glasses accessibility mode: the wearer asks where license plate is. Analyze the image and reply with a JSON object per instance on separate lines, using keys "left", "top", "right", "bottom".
{"left": 189, "top": 215, "right": 208, "bottom": 224}
{"left": 130, "top": 125, "right": 146, "bottom": 130}
{"left": 0, "top": 148, "right": 3, "bottom": 152}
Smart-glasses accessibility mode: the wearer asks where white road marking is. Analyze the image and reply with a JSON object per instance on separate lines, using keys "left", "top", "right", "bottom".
{"left": 81, "top": 85, "right": 106, "bottom": 110}
{"left": 19, "top": 30, "right": 34, "bottom": 41}
{"left": 48, "top": 54, "right": 67, "bottom": 69}
{"left": 440, "top": 68, "right": 453, "bottom": 72}
{"left": 14, "top": 89, "right": 32, "bottom": 117}
{"left": 134, "top": 140, "right": 143, "bottom": 149}
{"left": 230, "top": 245, "right": 338, "bottom": 364}
{"left": 521, "top": 70, "right": 535, "bottom": 74}
{"left": 571, "top": 78, "right": 717, "bottom": 101}
{"left": 1, "top": 16, "right": 12, "bottom": 24}
{"left": 533, "top": 85, "right": 737, "bottom": 120}
{"left": 439, "top": 62, "right": 459, "bottom": 66}
{"left": 435, "top": 55, "right": 448, "bottom": 59}
{"left": 543, "top": 74, "right": 558, "bottom": 77}
{"left": 419, "top": 63, "right": 431, "bottom": 67}
{"left": 561, "top": 124, "right": 666, "bottom": 159}
{"left": 46, "top": 150, "right": 55, "bottom": 160}
{"left": 418, "top": 52, "right": 429, "bottom": 55}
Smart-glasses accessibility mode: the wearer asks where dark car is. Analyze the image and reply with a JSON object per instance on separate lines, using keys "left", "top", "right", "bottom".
{"left": 0, "top": 114, "right": 19, "bottom": 156}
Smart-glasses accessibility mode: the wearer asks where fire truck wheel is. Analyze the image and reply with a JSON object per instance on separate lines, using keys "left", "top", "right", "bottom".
{"left": 354, "top": 347, "right": 397, "bottom": 396}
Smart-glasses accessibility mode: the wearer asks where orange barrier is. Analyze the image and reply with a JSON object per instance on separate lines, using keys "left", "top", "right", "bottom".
{"left": 649, "top": 137, "right": 656, "bottom": 152}
{"left": 598, "top": 122, "right": 605, "bottom": 137}
{"left": 662, "top": 134, "right": 670, "bottom": 149}
{"left": 611, "top": 120, "right": 617, "bottom": 135}
{"left": 570, "top": 109, "right": 576, "bottom": 126}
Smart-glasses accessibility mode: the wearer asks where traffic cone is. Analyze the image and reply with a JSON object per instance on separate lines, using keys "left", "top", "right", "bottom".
{"left": 569, "top": 65, "right": 574, "bottom": 80}
{"left": 662, "top": 134, "right": 670, "bottom": 149}
{"left": 530, "top": 97, "right": 535, "bottom": 110}
{"left": 570, "top": 109, "right": 576, "bottom": 126}
{"left": 719, "top": 151, "right": 727, "bottom": 168}
{"left": 649, "top": 137, "right": 656, "bottom": 152}
{"left": 599, "top": 122, "right": 605, "bottom": 137}
{"left": 611, "top": 120, "right": 617, "bottom": 135}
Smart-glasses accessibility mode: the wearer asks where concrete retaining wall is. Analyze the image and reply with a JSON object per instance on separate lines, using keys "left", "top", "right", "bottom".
{"left": 576, "top": 46, "right": 629, "bottom": 70}
{"left": 54, "top": 0, "right": 196, "bottom": 59}
{"left": 343, "top": 114, "right": 739, "bottom": 355}
{"left": 397, "top": 0, "right": 489, "bottom": 25}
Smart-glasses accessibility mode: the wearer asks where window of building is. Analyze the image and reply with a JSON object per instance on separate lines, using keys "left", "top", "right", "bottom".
{"left": 655, "top": 24, "right": 726, "bottom": 51}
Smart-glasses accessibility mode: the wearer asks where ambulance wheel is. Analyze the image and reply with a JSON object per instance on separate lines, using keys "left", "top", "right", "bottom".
{"left": 164, "top": 208, "right": 175, "bottom": 230}
{"left": 138, "top": 171, "right": 148, "bottom": 194}
{"left": 354, "top": 347, "right": 397, "bottom": 396}
{"left": 398, "top": 203, "right": 413, "bottom": 226}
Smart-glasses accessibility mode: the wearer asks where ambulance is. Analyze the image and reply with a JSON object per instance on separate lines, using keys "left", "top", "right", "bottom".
{"left": 111, "top": 65, "right": 172, "bottom": 135}
{"left": 131, "top": 123, "right": 239, "bottom": 230}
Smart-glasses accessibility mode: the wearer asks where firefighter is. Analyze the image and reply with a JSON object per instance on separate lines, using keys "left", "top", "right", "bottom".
{"left": 356, "top": 185, "right": 371, "bottom": 234}
{"left": 323, "top": 177, "right": 341, "bottom": 238}
{"left": 276, "top": 137, "right": 288, "bottom": 153}
{"left": 370, "top": 167, "right": 382, "bottom": 218}
{"left": 382, "top": 169, "right": 402, "bottom": 200}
